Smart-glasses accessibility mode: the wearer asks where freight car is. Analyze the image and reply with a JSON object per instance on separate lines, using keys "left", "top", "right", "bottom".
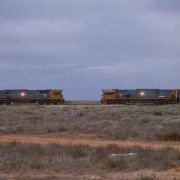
{"left": 0, "top": 89, "right": 65, "bottom": 105}
{"left": 101, "top": 89, "right": 180, "bottom": 104}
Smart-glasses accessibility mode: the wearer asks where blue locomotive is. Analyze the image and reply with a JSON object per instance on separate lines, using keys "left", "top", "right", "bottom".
{"left": 0, "top": 89, "right": 65, "bottom": 105}
{"left": 101, "top": 89, "right": 180, "bottom": 104}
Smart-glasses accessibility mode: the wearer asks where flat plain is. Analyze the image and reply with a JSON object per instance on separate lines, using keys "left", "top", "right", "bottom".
{"left": 0, "top": 104, "right": 179, "bottom": 179}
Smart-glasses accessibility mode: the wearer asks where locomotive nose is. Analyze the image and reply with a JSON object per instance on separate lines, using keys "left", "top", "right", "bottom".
{"left": 140, "top": 91, "right": 145, "bottom": 97}
{"left": 20, "top": 92, "right": 26, "bottom": 97}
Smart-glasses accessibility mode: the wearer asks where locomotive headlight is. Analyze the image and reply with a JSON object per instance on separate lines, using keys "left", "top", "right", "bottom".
{"left": 20, "top": 92, "right": 26, "bottom": 97}
{"left": 139, "top": 91, "right": 145, "bottom": 97}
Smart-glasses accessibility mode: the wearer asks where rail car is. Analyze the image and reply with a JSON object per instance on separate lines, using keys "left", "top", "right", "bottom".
{"left": 101, "top": 89, "right": 180, "bottom": 104}
{"left": 0, "top": 89, "right": 65, "bottom": 105}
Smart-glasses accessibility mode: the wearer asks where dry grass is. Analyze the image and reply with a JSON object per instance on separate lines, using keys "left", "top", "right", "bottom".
{"left": 0, "top": 143, "right": 179, "bottom": 174}
{"left": 0, "top": 104, "right": 180, "bottom": 141}
{"left": 136, "top": 173, "right": 157, "bottom": 180}
{"left": 156, "top": 132, "right": 180, "bottom": 141}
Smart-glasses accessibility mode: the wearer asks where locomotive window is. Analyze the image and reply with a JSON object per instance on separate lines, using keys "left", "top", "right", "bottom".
{"left": 40, "top": 91, "right": 47, "bottom": 94}
{"left": 104, "top": 92, "right": 114, "bottom": 95}
{"left": 6, "top": 92, "right": 9, "bottom": 94}
{"left": 54, "top": 92, "right": 60, "bottom": 95}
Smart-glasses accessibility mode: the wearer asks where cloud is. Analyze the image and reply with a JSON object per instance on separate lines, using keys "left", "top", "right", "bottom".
{"left": 122, "top": 0, "right": 180, "bottom": 13}
{"left": 147, "top": 0, "right": 180, "bottom": 13}
{"left": 0, "top": 0, "right": 179, "bottom": 99}
{"left": 0, "top": 62, "right": 8, "bottom": 69}
{"left": 82, "top": 59, "right": 180, "bottom": 76}
{"left": 0, "top": 18, "right": 85, "bottom": 55}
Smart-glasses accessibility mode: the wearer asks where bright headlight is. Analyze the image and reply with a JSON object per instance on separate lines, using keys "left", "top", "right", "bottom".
{"left": 139, "top": 91, "right": 145, "bottom": 97}
{"left": 20, "top": 92, "right": 26, "bottom": 97}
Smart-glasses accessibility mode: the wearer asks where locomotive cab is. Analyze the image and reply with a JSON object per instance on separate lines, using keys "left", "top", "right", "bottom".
{"left": 49, "top": 90, "right": 65, "bottom": 103}
{"left": 101, "top": 89, "right": 118, "bottom": 104}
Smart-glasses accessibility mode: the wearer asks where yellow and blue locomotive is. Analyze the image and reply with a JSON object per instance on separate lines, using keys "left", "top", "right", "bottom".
{"left": 0, "top": 89, "right": 65, "bottom": 105}
{"left": 101, "top": 89, "right": 180, "bottom": 104}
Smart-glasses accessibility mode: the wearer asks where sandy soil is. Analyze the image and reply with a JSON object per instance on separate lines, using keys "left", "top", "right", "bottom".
{"left": 0, "top": 170, "right": 179, "bottom": 180}
{"left": 0, "top": 133, "right": 179, "bottom": 151}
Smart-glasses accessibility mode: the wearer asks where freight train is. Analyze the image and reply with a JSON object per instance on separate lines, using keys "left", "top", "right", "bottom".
{"left": 0, "top": 89, "right": 65, "bottom": 105}
{"left": 0, "top": 88, "right": 179, "bottom": 105}
{"left": 101, "top": 89, "right": 180, "bottom": 104}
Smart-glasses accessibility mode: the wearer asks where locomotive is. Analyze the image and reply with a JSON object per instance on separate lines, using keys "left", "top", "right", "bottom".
{"left": 0, "top": 89, "right": 65, "bottom": 105}
{"left": 101, "top": 89, "right": 180, "bottom": 104}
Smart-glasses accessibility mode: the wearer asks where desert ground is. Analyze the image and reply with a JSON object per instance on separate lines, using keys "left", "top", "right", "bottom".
{"left": 0, "top": 104, "right": 179, "bottom": 179}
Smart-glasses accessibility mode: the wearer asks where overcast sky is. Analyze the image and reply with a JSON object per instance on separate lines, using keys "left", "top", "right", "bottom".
{"left": 0, "top": 0, "right": 180, "bottom": 100}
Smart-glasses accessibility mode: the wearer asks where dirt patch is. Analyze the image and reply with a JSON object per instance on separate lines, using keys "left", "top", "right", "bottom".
{"left": 0, "top": 170, "right": 179, "bottom": 180}
{"left": 0, "top": 133, "right": 179, "bottom": 150}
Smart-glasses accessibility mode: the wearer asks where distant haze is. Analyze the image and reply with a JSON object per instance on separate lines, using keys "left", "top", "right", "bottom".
{"left": 0, "top": 0, "right": 179, "bottom": 100}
